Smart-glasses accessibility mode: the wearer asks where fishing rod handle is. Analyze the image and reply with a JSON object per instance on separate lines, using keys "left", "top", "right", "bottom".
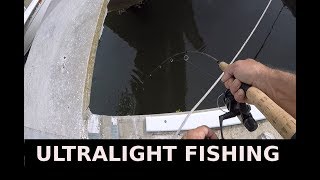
{"left": 219, "top": 61, "right": 296, "bottom": 139}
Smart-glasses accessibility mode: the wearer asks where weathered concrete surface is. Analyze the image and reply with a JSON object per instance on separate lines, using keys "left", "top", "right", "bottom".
{"left": 24, "top": 0, "right": 109, "bottom": 139}
{"left": 24, "top": 0, "right": 33, "bottom": 8}
{"left": 24, "top": 127, "right": 66, "bottom": 139}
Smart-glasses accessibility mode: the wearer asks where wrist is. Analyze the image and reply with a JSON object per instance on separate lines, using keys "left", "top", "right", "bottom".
{"left": 252, "top": 63, "right": 272, "bottom": 91}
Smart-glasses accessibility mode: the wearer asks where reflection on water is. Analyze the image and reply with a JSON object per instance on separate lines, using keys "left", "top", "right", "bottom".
{"left": 89, "top": 0, "right": 296, "bottom": 116}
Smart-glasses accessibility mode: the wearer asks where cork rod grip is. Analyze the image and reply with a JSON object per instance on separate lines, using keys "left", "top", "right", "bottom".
{"left": 219, "top": 61, "right": 296, "bottom": 139}
{"left": 219, "top": 61, "right": 229, "bottom": 71}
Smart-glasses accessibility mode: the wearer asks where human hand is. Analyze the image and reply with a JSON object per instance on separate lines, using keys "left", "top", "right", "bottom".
{"left": 182, "top": 125, "right": 218, "bottom": 139}
{"left": 221, "top": 59, "right": 269, "bottom": 103}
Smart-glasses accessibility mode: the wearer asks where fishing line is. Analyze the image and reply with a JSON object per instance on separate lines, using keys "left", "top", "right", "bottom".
{"left": 184, "top": 59, "right": 216, "bottom": 79}
{"left": 175, "top": 0, "right": 273, "bottom": 136}
{"left": 132, "top": 50, "right": 221, "bottom": 107}
{"left": 136, "top": 50, "right": 220, "bottom": 91}
{"left": 254, "top": 5, "right": 284, "bottom": 59}
{"left": 217, "top": 92, "right": 227, "bottom": 113}
{"left": 146, "top": 50, "right": 219, "bottom": 79}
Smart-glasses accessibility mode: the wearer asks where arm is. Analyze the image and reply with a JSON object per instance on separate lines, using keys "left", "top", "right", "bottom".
{"left": 221, "top": 59, "right": 296, "bottom": 118}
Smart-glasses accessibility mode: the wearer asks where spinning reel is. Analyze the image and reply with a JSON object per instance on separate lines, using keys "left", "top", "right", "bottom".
{"left": 218, "top": 89, "right": 258, "bottom": 139}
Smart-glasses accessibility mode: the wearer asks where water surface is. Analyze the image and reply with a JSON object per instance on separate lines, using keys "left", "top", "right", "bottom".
{"left": 89, "top": 0, "right": 296, "bottom": 115}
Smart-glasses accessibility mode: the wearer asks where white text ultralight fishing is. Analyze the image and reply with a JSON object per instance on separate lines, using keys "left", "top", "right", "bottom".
{"left": 37, "top": 145, "right": 279, "bottom": 162}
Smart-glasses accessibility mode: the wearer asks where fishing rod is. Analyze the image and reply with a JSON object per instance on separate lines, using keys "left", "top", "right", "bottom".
{"left": 175, "top": 0, "right": 272, "bottom": 137}
{"left": 160, "top": 50, "right": 297, "bottom": 139}
{"left": 139, "top": 0, "right": 295, "bottom": 139}
{"left": 174, "top": 0, "right": 296, "bottom": 139}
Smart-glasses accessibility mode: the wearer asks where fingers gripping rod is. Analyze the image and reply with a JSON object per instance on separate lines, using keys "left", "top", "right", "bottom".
{"left": 219, "top": 62, "right": 296, "bottom": 139}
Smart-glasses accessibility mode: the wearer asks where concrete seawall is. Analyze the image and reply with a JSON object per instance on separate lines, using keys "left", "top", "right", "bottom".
{"left": 24, "top": 0, "right": 109, "bottom": 138}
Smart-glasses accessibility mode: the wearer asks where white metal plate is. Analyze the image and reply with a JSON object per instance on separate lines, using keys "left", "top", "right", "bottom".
{"left": 146, "top": 105, "right": 265, "bottom": 132}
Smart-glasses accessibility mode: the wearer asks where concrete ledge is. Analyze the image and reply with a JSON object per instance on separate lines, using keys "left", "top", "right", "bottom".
{"left": 24, "top": 0, "right": 109, "bottom": 139}
{"left": 24, "top": 127, "right": 67, "bottom": 139}
{"left": 90, "top": 108, "right": 282, "bottom": 139}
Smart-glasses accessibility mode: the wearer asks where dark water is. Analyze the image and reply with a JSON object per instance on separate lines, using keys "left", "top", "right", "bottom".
{"left": 89, "top": 0, "right": 296, "bottom": 116}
